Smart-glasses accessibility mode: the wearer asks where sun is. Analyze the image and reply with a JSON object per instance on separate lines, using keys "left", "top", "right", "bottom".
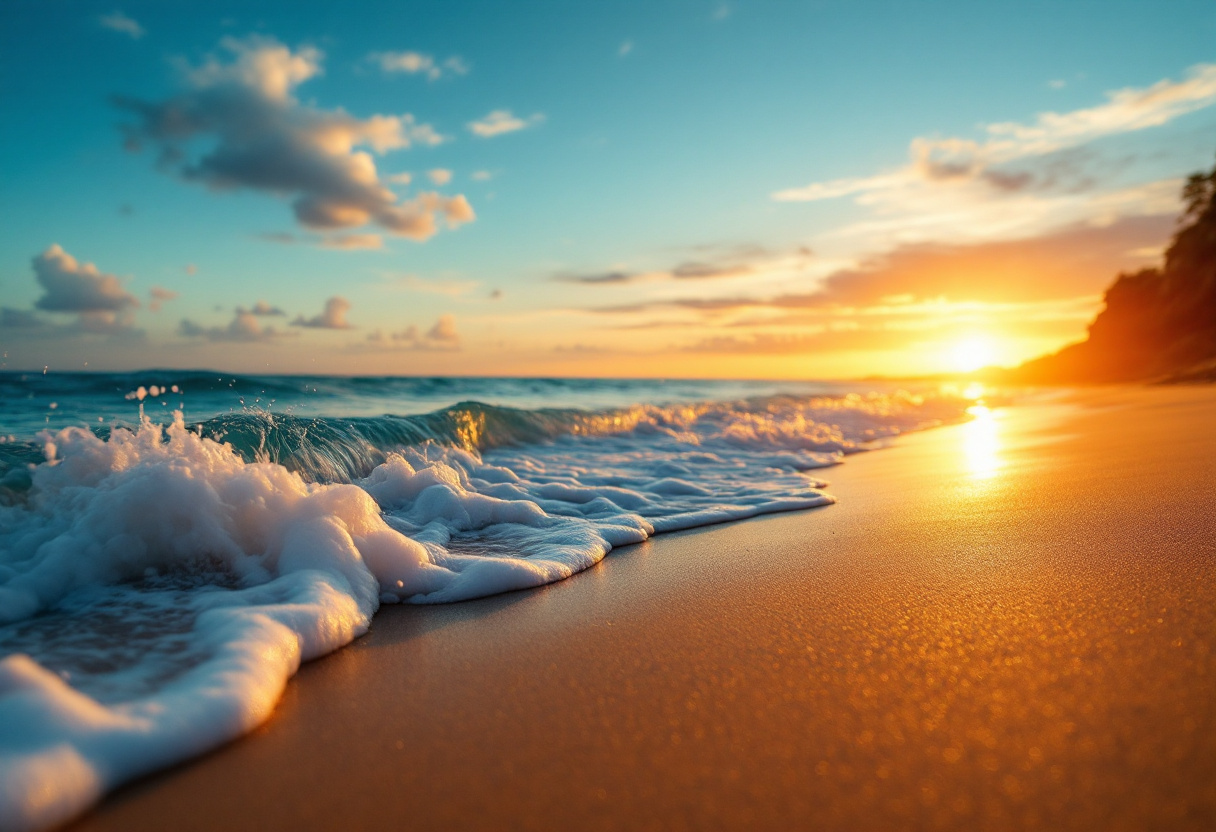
{"left": 948, "top": 335, "right": 999, "bottom": 373}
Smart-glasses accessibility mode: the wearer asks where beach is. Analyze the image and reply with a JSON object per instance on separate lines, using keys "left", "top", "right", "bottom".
{"left": 67, "top": 385, "right": 1215, "bottom": 831}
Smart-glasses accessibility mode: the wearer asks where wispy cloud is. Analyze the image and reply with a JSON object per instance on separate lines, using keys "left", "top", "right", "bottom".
{"left": 320, "top": 233, "right": 384, "bottom": 250}
{"left": 99, "top": 11, "right": 144, "bottom": 39}
{"left": 116, "top": 36, "right": 474, "bottom": 242}
{"left": 369, "top": 51, "right": 469, "bottom": 80}
{"left": 148, "top": 286, "right": 178, "bottom": 312}
{"left": 775, "top": 64, "right": 1216, "bottom": 205}
{"left": 467, "top": 109, "right": 544, "bottom": 138}
{"left": 619, "top": 40, "right": 634, "bottom": 57}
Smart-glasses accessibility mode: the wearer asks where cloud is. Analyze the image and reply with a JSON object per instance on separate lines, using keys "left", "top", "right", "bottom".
{"left": 558, "top": 246, "right": 809, "bottom": 286}
{"left": 369, "top": 52, "right": 469, "bottom": 81}
{"left": 619, "top": 40, "right": 633, "bottom": 57}
{"left": 467, "top": 109, "right": 544, "bottom": 138}
{"left": 385, "top": 172, "right": 412, "bottom": 184}
{"left": 685, "top": 328, "right": 915, "bottom": 355}
{"left": 471, "top": 170, "right": 492, "bottom": 181}
{"left": 32, "top": 245, "right": 139, "bottom": 313}
{"left": 184, "top": 264, "right": 198, "bottom": 275}
{"left": 99, "top": 11, "right": 144, "bottom": 39}
{"left": 292, "top": 296, "right": 354, "bottom": 329}
{"left": 180, "top": 309, "right": 285, "bottom": 342}
{"left": 320, "top": 232, "right": 384, "bottom": 250}
{"left": 427, "top": 168, "right": 452, "bottom": 185}
{"left": 798, "top": 213, "right": 1175, "bottom": 308}
{"left": 366, "top": 315, "right": 460, "bottom": 350}
{"left": 580, "top": 215, "right": 1173, "bottom": 320}
{"left": 774, "top": 63, "right": 1216, "bottom": 205}
{"left": 1, "top": 308, "right": 48, "bottom": 329}
{"left": 116, "top": 36, "right": 474, "bottom": 242}
{"left": 245, "top": 300, "right": 284, "bottom": 316}
{"left": 149, "top": 286, "right": 179, "bottom": 312}
{"left": 258, "top": 232, "right": 298, "bottom": 244}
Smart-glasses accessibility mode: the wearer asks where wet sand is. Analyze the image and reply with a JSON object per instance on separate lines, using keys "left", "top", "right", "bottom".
{"left": 71, "top": 386, "right": 1215, "bottom": 831}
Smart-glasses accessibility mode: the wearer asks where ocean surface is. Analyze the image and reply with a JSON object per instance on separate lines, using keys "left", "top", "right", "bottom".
{"left": 0, "top": 372, "right": 971, "bottom": 831}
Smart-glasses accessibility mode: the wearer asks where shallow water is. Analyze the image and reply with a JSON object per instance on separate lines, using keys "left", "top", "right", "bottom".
{"left": 0, "top": 373, "right": 969, "bottom": 831}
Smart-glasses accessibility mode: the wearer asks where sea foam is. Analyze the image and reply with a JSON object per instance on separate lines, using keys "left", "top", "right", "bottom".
{"left": 0, "top": 390, "right": 963, "bottom": 830}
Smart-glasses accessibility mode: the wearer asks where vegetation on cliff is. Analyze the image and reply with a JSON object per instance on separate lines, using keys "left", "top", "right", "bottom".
{"left": 1006, "top": 159, "right": 1216, "bottom": 383}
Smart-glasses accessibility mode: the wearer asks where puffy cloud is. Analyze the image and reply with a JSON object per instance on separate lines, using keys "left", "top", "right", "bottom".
{"left": 467, "top": 109, "right": 544, "bottom": 138}
{"left": 99, "top": 11, "right": 144, "bottom": 39}
{"left": 427, "top": 314, "right": 459, "bottom": 343}
{"left": 148, "top": 286, "right": 179, "bottom": 312}
{"left": 427, "top": 168, "right": 452, "bottom": 185}
{"left": 369, "top": 52, "right": 469, "bottom": 81}
{"left": 366, "top": 315, "right": 460, "bottom": 350}
{"left": 115, "top": 36, "right": 474, "bottom": 242}
{"left": 180, "top": 309, "right": 284, "bottom": 342}
{"left": 292, "top": 296, "right": 354, "bottom": 329}
{"left": 32, "top": 245, "right": 139, "bottom": 313}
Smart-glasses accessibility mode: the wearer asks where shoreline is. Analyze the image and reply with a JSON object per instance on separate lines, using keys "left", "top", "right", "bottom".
{"left": 72, "top": 385, "right": 1215, "bottom": 831}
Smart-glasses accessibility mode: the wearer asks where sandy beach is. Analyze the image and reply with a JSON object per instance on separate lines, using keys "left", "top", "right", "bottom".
{"left": 68, "top": 385, "right": 1215, "bottom": 832}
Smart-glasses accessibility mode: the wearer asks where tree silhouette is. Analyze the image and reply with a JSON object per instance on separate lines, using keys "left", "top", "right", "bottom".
{"left": 1010, "top": 156, "right": 1216, "bottom": 383}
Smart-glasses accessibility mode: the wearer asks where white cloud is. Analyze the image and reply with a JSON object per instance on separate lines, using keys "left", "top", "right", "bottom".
{"left": 427, "top": 168, "right": 452, "bottom": 185}
{"left": 116, "top": 36, "right": 474, "bottom": 242}
{"left": 99, "top": 11, "right": 144, "bottom": 39}
{"left": 292, "top": 296, "right": 354, "bottom": 329}
{"left": 467, "top": 109, "right": 544, "bottom": 138}
{"left": 385, "top": 172, "right": 412, "bottom": 185}
{"left": 471, "top": 170, "right": 492, "bottom": 181}
{"left": 619, "top": 40, "right": 633, "bottom": 57}
{"left": 370, "top": 51, "right": 469, "bottom": 81}
{"left": 774, "top": 63, "right": 1216, "bottom": 205}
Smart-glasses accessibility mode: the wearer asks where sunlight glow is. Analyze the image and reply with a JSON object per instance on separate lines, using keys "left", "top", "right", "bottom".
{"left": 962, "top": 404, "right": 1003, "bottom": 480}
{"left": 949, "top": 336, "right": 999, "bottom": 373}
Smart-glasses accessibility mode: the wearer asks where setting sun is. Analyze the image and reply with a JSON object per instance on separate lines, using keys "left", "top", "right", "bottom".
{"left": 948, "top": 335, "right": 1000, "bottom": 373}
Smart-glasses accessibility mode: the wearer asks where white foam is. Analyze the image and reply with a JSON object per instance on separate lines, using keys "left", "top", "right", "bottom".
{"left": 0, "top": 391, "right": 957, "bottom": 829}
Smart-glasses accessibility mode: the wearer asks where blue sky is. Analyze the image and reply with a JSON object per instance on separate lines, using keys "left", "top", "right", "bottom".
{"left": 2, "top": 0, "right": 1214, "bottom": 377}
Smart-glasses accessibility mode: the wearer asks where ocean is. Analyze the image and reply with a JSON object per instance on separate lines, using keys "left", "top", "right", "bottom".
{"left": 0, "top": 372, "right": 970, "bottom": 831}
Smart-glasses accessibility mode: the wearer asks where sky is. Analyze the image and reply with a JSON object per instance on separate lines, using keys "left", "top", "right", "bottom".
{"left": 1, "top": 0, "right": 1214, "bottom": 379}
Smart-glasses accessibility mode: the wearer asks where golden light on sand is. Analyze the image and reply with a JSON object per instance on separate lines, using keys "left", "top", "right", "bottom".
{"left": 962, "top": 404, "right": 1003, "bottom": 480}
{"left": 948, "top": 335, "right": 999, "bottom": 373}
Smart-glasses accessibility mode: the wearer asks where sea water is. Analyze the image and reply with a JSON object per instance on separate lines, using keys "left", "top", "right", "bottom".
{"left": 0, "top": 372, "right": 969, "bottom": 831}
